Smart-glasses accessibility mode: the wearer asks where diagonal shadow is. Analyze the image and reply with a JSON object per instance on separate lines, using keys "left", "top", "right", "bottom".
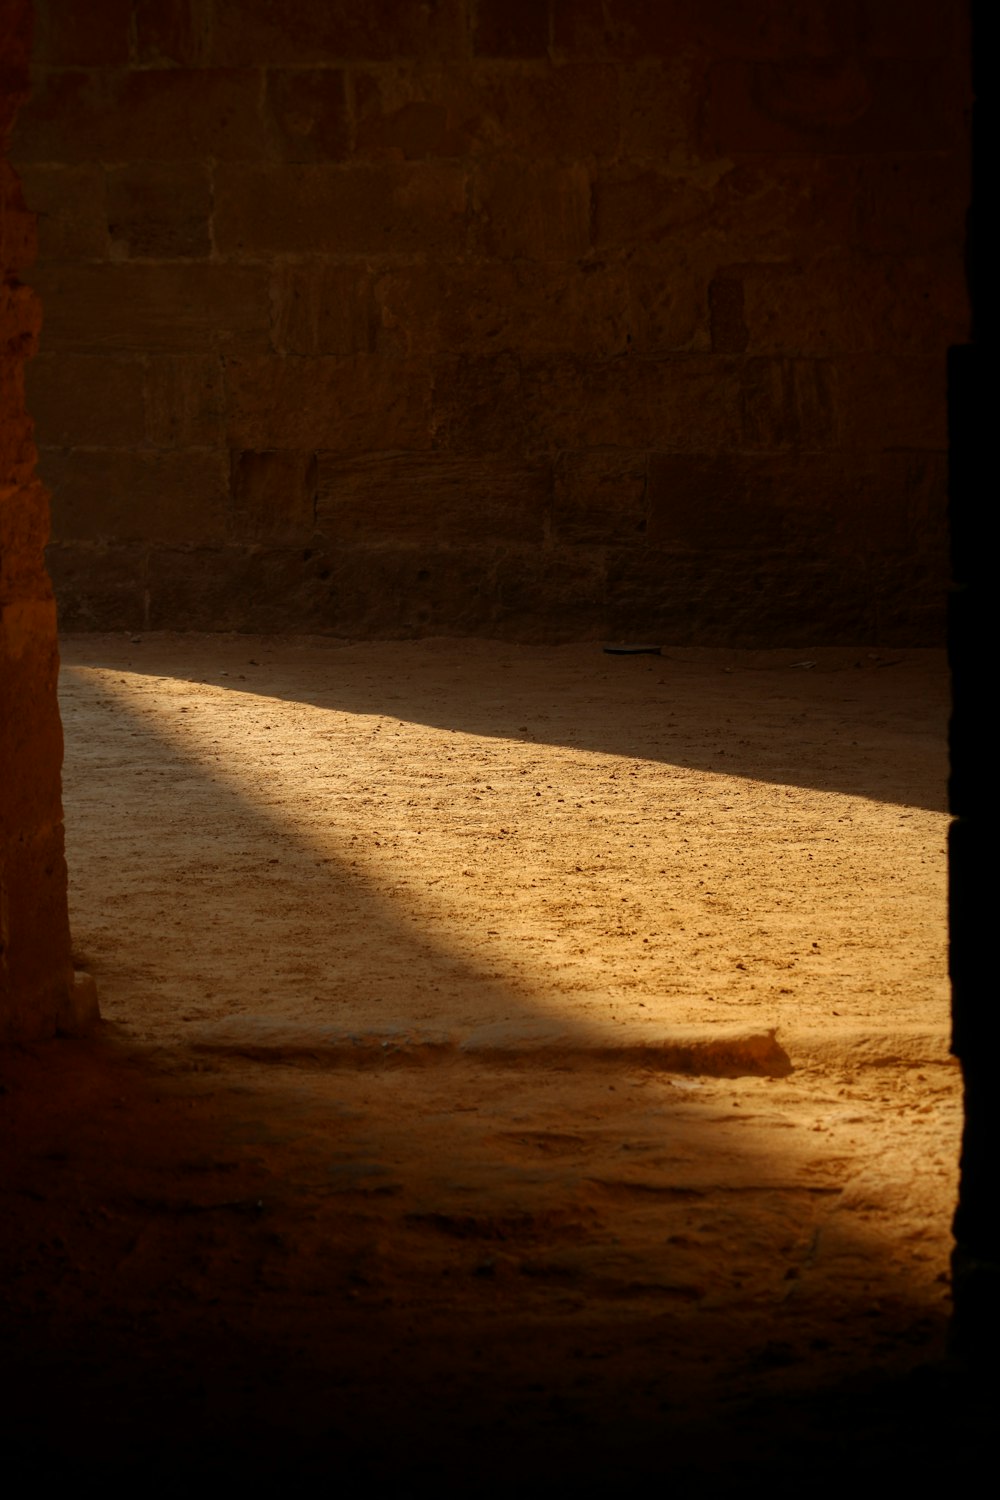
{"left": 63, "top": 636, "right": 949, "bottom": 814}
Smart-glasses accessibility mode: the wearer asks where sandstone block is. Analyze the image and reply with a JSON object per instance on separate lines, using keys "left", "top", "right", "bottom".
{"left": 0, "top": 602, "right": 62, "bottom": 803}
{"left": 354, "top": 62, "right": 619, "bottom": 162}
{"left": 528, "top": 355, "right": 742, "bottom": 453}
{"left": 592, "top": 167, "right": 709, "bottom": 252}
{"left": 552, "top": 0, "right": 688, "bottom": 58}
{"left": 225, "top": 354, "right": 432, "bottom": 451}
{"left": 354, "top": 76, "right": 469, "bottom": 161}
{"left": 29, "top": 264, "right": 271, "bottom": 352}
{"left": 314, "top": 452, "right": 550, "bottom": 544}
{"left": 135, "top": 0, "right": 212, "bottom": 67}
{"left": 552, "top": 449, "right": 648, "bottom": 545}
{"left": 858, "top": 0, "right": 967, "bottom": 61}
{"left": 0, "top": 277, "right": 39, "bottom": 358}
{"left": 44, "top": 448, "right": 228, "bottom": 545}
{"left": 209, "top": 0, "right": 463, "bottom": 64}
{"left": 708, "top": 276, "right": 748, "bottom": 354}
{"left": 16, "top": 165, "right": 106, "bottom": 263}
{"left": 0, "top": 162, "right": 37, "bottom": 270}
{"left": 33, "top": 0, "right": 131, "bottom": 66}
{"left": 855, "top": 155, "right": 970, "bottom": 255}
{"left": 214, "top": 163, "right": 468, "bottom": 255}
{"left": 693, "top": 1, "right": 856, "bottom": 59}
{"left": 493, "top": 546, "right": 607, "bottom": 641}
{"left": 44, "top": 540, "right": 146, "bottom": 631}
{"left": 739, "top": 358, "right": 837, "bottom": 451}
{"left": 230, "top": 450, "right": 318, "bottom": 541}
{"left": 739, "top": 256, "right": 968, "bottom": 356}
{"left": 106, "top": 163, "right": 211, "bottom": 259}
{"left": 0, "top": 816, "right": 73, "bottom": 1042}
{"left": 706, "top": 58, "right": 962, "bottom": 155}
{"left": 13, "top": 69, "right": 266, "bottom": 163}
{"left": 432, "top": 354, "right": 742, "bottom": 456}
{"left": 27, "top": 354, "right": 146, "bottom": 447}
{"left": 0, "top": 478, "right": 50, "bottom": 602}
{"left": 620, "top": 56, "right": 702, "bottom": 159}
{"left": 475, "top": 160, "right": 590, "bottom": 261}
{"left": 374, "top": 260, "right": 630, "bottom": 357}
{"left": 626, "top": 257, "right": 711, "bottom": 354}
{"left": 144, "top": 541, "right": 494, "bottom": 636}
{"left": 273, "top": 263, "right": 374, "bottom": 356}
{"left": 265, "top": 70, "right": 350, "bottom": 163}
{"left": 322, "top": 544, "right": 499, "bottom": 637}
{"left": 145, "top": 354, "right": 225, "bottom": 447}
{"left": 605, "top": 547, "right": 875, "bottom": 645}
{"left": 0, "top": 357, "right": 33, "bottom": 484}
{"left": 474, "top": 0, "right": 550, "bottom": 57}
{"left": 837, "top": 355, "right": 948, "bottom": 451}
{"left": 705, "top": 158, "right": 857, "bottom": 262}
{"left": 479, "top": 63, "right": 620, "bottom": 159}
{"left": 869, "top": 551, "right": 948, "bottom": 646}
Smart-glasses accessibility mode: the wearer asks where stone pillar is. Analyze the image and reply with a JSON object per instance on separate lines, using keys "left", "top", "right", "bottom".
{"left": 0, "top": 0, "right": 81, "bottom": 1039}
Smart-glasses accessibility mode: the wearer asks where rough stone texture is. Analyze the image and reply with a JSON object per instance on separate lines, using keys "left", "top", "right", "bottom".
{"left": 11, "top": 0, "right": 969, "bottom": 643}
{"left": 0, "top": 0, "right": 74, "bottom": 1039}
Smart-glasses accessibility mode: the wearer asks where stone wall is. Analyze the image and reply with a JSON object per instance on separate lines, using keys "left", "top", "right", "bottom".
{"left": 0, "top": 0, "right": 74, "bottom": 1040}
{"left": 12, "top": 0, "right": 969, "bottom": 643}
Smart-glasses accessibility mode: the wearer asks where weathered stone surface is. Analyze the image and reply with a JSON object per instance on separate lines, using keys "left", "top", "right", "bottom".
{"left": 230, "top": 450, "right": 318, "bottom": 541}
{"left": 739, "top": 358, "right": 838, "bottom": 451}
{"left": 475, "top": 161, "right": 590, "bottom": 262}
{"left": 145, "top": 355, "right": 225, "bottom": 448}
{"left": 273, "top": 263, "right": 374, "bottom": 356}
{"left": 0, "top": 161, "right": 37, "bottom": 272}
{"left": 214, "top": 163, "right": 469, "bottom": 256}
{"left": 605, "top": 547, "right": 875, "bottom": 644}
{"left": 375, "top": 260, "right": 630, "bottom": 357}
{"left": 738, "top": 256, "right": 969, "bottom": 356}
{"left": 837, "top": 356, "right": 948, "bottom": 451}
{"left": 626, "top": 257, "right": 711, "bottom": 354}
{"left": 432, "top": 355, "right": 742, "bottom": 456}
{"left": 493, "top": 545, "right": 607, "bottom": 640}
{"left": 855, "top": 154, "right": 972, "bottom": 255}
{"left": 44, "top": 449, "right": 228, "bottom": 545}
{"left": 354, "top": 62, "right": 620, "bottom": 161}
{"left": 28, "top": 265, "right": 271, "bottom": 352}
{"left": 45, "top": 540, "right": 146, "bottom": 630}
{"left": 135, "top": 0, "right": 212, "bottom": 68}
{"left": 552, "top": 0, "right": 689, "bottom": 59}
{"left": 474, "top": 0, "right": 549, "bottom": 57}
{"left": 226, "top": 355, "right": 432, "bottom": 451}
{"left": 17, "top": 165, "right": 106, "bottom": 262}
{"left": 593, "top": 168, "right": 710, "bottom": 251}
{"left": 13, "top": 68, "right": 267, "bottom": 163}
{"left": 552, "top": 449, "right": 648, "bottom": 545}
{"left": 8, "top": 0, "right": 967, "bottom": 650}
{"left": 209, "top": 0, "right": 463, "bottom": 64}
{"left": 620, "top": 56, "right": 703, "bottom": 158}
{"left": 32, "top": 0, "right": 131, "bottom": 66}
{"left": 706, "top": 58, "right": 962, "bottom": 155}
{"left": 1, "top": 3, "right": 75, "bottom": 1040}
{"left": 27, "top": 354, "right": 145, "bottom": 447}
{"left": 315, "top": 452, "right": 550, "bottom": 544}
{"left": 106, "top": 163, "right": 212, "bottom": 259}
{"left": 264, "top": 70, "right": 350, "bottom": 163}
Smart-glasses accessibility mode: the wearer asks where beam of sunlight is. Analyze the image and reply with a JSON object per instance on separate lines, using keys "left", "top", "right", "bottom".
{"left": 60, "top": 663, "right": 950, "bottom": 1055}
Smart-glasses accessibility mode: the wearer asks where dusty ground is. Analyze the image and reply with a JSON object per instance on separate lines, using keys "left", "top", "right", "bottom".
{"left": 3, "top": 635, "right": 984, "bottom": 1484}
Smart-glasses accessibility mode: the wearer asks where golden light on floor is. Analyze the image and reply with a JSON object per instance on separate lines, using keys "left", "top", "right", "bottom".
{"left": 60, "top": 650, "right": 949, "bottom": 1057}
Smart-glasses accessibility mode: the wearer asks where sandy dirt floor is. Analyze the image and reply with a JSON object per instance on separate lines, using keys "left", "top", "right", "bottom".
{"left": 3, "top": 635, "right": 984, "bottom": 1484}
